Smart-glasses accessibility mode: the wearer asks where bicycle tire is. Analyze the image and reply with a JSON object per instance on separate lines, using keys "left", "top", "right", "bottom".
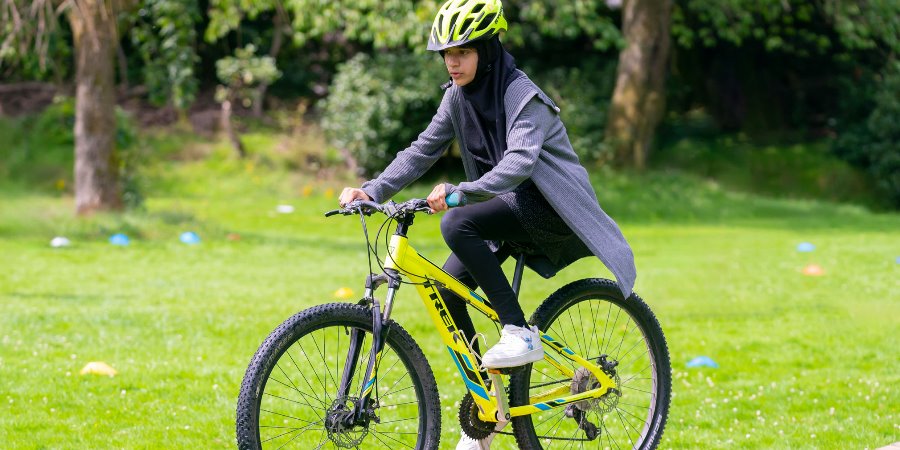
{"left": 236, "top": 302, "right": 441, "bottom": 450}
{"left": 509, "top": 278, "right": 671, "bottom": 449}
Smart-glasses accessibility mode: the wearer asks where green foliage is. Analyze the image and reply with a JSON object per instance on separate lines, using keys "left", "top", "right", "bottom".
{"left": 206, "top": 0, "right": 441, "bottom": 49}
{"left": 832, "top": 60, "right": 900, "bottom": 208}
{"left": 130, "top": 0, "right": 201, "bottom": 110}
{"left": 0, "top": 31, "right": 71, "bottom": 81}
{"left": 205, "top": 0, "right": 622, "bottom": 53}
{"left": 205, "top": 0, "right": 280, "bottom": 42}
{"left": 508, "top": 0, "right": 622, "bottom": 50}
{"left": 215, "top": 44, "right": 282, "bottom": 107}
{"left": 672, "top": 0, "right": 822, "bottom": 52}
{"left": 825, "top": 0, "right": 900, "bottom": 54}
{"left": 0, "top": 0, "right": 72, "bottom": 81}
{"left": 529, "top": 58, "right": 619, "bottom": 164}
{"left": 321, "top": 52, "right": 446, "bottom": 177}
{"left": 672, "top": 0, "right": 900, "bottom": 56}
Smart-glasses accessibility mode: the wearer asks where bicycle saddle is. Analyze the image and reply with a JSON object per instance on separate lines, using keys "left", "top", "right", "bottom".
{"left": 504, "top": 242, "right": 561, "bottom": 279}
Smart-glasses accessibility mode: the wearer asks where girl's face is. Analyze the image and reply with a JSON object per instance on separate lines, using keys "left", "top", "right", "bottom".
{"left": 444, "top": 47, "right": 478, "bottom": 86}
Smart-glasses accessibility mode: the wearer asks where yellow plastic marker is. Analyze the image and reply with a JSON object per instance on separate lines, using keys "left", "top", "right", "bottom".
{"left": 79, "top": 361, "right": 118, "bottom": 377}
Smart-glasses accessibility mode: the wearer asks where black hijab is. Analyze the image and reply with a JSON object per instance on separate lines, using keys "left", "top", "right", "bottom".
{"left": 444, "top": 37, "right": 521, "bottom": 173}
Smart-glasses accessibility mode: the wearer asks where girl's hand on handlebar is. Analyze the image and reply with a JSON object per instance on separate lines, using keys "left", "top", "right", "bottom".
{"left": 426, "top": 184, "right": 448, "bottom": 213}
{"left": 339, "top": 187, "right": 371, "bottom": 207}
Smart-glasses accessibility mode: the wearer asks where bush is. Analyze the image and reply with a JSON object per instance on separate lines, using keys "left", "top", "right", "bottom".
{"left": 832, "top": 60, "right": 900, "bottom": 208}
{"left": 528, "top": 57, "right": 618, "bottom": 164}
{"left": 0, "top": 97, "right": 143, "bottom": 208}
{"left": 321, "top": 52, "right": 447, "bottom": 177}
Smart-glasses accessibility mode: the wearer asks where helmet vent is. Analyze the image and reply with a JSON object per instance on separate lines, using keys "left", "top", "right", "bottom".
{"left": 475, "top": 12, "right": 496, "bottom": 32}
{"left": 449, "top": 11, "right": 461, "bottom": 31}
{"left": 471, "top": 3, "right": 485, "bottom": 14}
{"left": 461, "top": 17, "right": 474, "bottom": 33}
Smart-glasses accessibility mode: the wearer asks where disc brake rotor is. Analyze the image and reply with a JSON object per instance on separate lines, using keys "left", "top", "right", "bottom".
{"left": 324, "top": 396, "right": 368, "bottom": 448}
{"left": 571, "top": 367, "right": 621, "bottom": 414}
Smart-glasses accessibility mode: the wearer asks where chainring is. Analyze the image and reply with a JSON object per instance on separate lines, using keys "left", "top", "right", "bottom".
{"left": 458, "top": 392, "right": 496, "bottom": 440}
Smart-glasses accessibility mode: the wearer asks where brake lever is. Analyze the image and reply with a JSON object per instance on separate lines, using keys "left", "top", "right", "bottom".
{"left": 381, "top": 200, "right": 399, "bottom": 217}
{"left": 326, "top": 200, "right": 369, "bottom": 217}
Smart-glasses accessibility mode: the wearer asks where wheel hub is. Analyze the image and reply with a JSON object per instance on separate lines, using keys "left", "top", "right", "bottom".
{"left": 571, "top": 356, "right": 622, "bottom": 413}
{"left": 324, "top": 396, "right": 369, "bottom": 448}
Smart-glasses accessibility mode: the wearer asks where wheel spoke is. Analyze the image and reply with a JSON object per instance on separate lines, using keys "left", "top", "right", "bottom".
{"left": 370, "top": 427, "right": 415, "bottom": 449}
{"left": 289, "top": 344, "right": 333, "bottom": 405}
{"left": 577, "top": 303, "right": 589, "bottom": 362}
{"left": 260, "top": 408, "right": 319, "bottom": 425}
{"left": 267, "top": 373, "right": 328, "bottom": 416}
{"left": 379, "top": 399, "right": 418, "bottom": 408}
{"left": 311, "top": 329, "right": 340, "bottom": 399}
{"left": 377, "top": 416, "right": 417, "bottom": 424}
{"left": 261, "top": 419, "right": 321, "bottom": 444}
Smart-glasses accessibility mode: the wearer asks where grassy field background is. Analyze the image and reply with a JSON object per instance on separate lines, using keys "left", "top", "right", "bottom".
{"left": 1, "top": 132, "right": 898, "bottom": 449}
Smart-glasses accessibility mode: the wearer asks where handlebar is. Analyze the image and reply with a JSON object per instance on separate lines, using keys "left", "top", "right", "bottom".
{"left": 325, "top": 198, "right": 433, "bottom": 218}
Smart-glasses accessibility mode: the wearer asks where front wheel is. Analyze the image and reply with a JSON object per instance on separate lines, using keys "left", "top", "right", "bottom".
{"left": 509, "top": 279, "right": 671, "bottom": 449}
{"left": 236, "top": 303, "right": 441, "bottom": 449}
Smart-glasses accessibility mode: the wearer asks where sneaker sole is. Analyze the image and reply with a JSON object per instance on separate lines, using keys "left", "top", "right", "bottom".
{"left": 482, "top": 348, "right": 544, "bottom": 369}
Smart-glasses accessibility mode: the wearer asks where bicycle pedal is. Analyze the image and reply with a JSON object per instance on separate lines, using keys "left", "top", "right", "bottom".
{"left": 487, "top": 366, "right": 525, "bottom": 376}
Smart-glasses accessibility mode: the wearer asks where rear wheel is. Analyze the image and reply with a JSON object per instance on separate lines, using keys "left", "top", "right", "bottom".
{"left": 236, "top": 303, "right": 441, "bottom": 449}
{"left": 509, "top": 279, "right": 671, "bottom": 449}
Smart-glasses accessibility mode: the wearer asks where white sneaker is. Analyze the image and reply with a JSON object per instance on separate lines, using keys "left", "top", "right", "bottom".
{"left": 481, "top": 324, "right": 544, "bottom": 369}
{"left": 455, "top": 421, "right": 508, "bottom": 450}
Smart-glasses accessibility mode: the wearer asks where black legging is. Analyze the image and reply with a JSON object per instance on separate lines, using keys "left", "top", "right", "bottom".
{"left": 438, "top": 196, "right": 531, "bottom": 354}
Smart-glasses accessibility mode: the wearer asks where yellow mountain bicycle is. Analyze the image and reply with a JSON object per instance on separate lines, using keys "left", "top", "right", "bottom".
{"left": 236, "top": 198, "right": 671, "bottom": 449}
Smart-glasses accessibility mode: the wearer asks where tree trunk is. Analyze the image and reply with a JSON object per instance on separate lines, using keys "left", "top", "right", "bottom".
{"left": 251, "top": 7, "right": 286, "bottom": 117}
{"left": 69, "top": 0, "right": 122, "bottom": 214}
{"left": 605, "top": 0, "right": 673, "bottom": 170}
{"left": 221, "top": 98, "right": 246, "bottom": 158}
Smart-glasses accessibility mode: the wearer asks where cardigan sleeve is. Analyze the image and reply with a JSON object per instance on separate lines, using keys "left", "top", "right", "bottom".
{"left": 448, "top": 96, "right": 550, "bottom": 204}
{"left": 360, "top": 89, "right": 456, "bottom": 203}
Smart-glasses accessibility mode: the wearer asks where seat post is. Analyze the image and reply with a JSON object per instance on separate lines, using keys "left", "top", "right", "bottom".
{"left": 511, "top": 253, "right": 526, "bottom": 298}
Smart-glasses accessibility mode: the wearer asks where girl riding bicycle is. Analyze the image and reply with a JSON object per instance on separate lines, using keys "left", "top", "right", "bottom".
{"left": 339, "top": 0, "right": 636, "bottom": 447}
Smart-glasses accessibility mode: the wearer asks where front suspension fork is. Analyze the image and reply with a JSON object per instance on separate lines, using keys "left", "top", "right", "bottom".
{"left": 335, "top": 271, "right": 399, "bottom": 424}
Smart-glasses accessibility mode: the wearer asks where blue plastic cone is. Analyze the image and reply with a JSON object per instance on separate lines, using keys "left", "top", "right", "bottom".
{"left": 109, "top": 234, "right": 130, "bottom": 246}
{"left": 686, "top": 356, "right": 719, "bottom": 368}
{"left": 180, "top": 232, "right": 201, "bottom": 245}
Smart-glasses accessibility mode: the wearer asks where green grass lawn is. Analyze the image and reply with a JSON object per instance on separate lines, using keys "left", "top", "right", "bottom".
{"left": 1, "top": 152, "right": 898, "bottom": 449}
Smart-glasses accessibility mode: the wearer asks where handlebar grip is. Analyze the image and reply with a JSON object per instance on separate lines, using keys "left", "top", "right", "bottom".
{"left": 446, "top": 191, "right": 466, "bottom": 208}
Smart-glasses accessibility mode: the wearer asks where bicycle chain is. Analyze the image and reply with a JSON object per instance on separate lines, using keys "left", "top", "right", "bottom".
{"left": 458, "top": 391, "right": 604, "bottom": 442}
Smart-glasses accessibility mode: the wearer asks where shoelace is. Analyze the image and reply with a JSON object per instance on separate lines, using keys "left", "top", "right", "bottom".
{"left": 461, "top": 331, "right": 487, "bottom": 366}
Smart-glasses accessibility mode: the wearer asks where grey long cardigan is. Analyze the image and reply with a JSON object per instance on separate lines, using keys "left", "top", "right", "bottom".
{"left": 361, "top": 71, "right": 636, "bottom": 298}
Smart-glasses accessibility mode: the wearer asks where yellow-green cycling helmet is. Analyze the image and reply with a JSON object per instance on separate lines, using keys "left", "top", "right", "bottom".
{"left": 427, "top": 0, "right": 508, "bottom": 51}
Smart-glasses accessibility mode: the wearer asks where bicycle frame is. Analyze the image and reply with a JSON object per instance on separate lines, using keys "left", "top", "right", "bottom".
{"left": 348, "top": 220, "right": 619, "bottom": 424}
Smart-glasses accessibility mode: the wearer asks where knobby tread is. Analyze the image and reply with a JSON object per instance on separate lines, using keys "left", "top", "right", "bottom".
{"left": 508, "top": 278, "right": 672, "bottom": 450}
{"left": 236, "top": 302, "right": 441, "bottom": 450}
